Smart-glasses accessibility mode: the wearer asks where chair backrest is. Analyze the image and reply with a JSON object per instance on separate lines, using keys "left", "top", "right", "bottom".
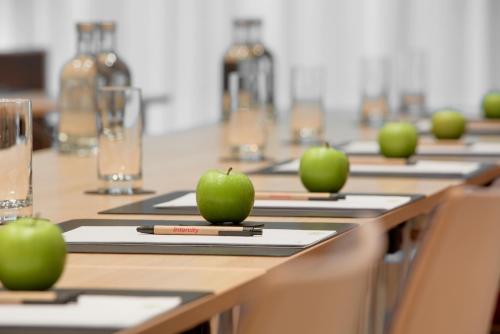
{"left": 0, "top": 50, "right": 45, "bottom": 92}
{"left": 490, "top": 177, "right": 500, "bottom": 188}
{"left": 236, "top": 222, "right": 385, "bottom": 334}
{"left": 389, "top": 187, "right": 500, "bottom": 334}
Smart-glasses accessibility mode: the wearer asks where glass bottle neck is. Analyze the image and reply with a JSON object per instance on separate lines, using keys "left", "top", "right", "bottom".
{"left": 100, "top": 30, "right": 116, "bottom": 53}
{"left": 233, "top": 24, "right": 262, "bottom": 45}
{"left": 77, "top": 31, "right": 94, "bottom": 55}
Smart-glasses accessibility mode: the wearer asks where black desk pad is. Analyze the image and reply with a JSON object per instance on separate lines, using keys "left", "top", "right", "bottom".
{"left": 0, "top": 288, "right": 211, "bottom": 334}
{"left": 99, "top": 190, "right": 424, "bottom": 219}
{"left": 250, "top": 158, "right": 495, "bottom": 179}
{"left": 59, "top": 219, "right": 357, "bottom": 257}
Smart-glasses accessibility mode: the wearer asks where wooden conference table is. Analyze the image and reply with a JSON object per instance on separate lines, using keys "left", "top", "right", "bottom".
{"left": 29, "top": 115, "right": 500, "bottom": 333}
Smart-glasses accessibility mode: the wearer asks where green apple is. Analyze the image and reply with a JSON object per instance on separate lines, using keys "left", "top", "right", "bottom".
{"left": 299, "top": 144, "right": 350, "bottom": 193}
{"left": 431, "top": 109, "right": 466, "bottom": 139}
{"left": 0, "top": 217, "right": 66, "bottom": 290}
{"left": 378, "top": 122, "right": 418, "bottom": 158}
{"left": 482, "top": 91, "right": 500, "bottom": 119}
{"left": 196, "top": 168, "right": 255, "bottom": 224}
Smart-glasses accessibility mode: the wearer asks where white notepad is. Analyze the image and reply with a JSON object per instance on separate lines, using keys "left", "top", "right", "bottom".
{"left": 63, "top": 226, "right": 337, "bottom": 248}
{"left": 342, "top": 140, "right": 500, "bottom": 155}
{"left": 416, "top": 119, "right": 432, "bottom": 132}
{"left": 0, "top": 295, "right": 181, "bottom": 329}
{"left": 153, "top": 192, "right": 412, "bottom": 211}
{"left": 274, "top": 159, "right": 481, "bottom": 175}
{"left": 416, "top": 119, "right": 500, "bottom": 133}
{"left": 341, "top": 141, "right": 380, "bottom": 154}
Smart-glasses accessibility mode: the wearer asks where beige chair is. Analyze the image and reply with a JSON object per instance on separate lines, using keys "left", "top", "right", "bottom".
{"left": 236, "top": 222, "right": 386, "bottom": 334}
{"left": 490, "top": 177, "right": 500, "bottom": 188}
{"left": 389, "top": 187, "right": 500, "bottom": 334}
{"left": 489, "top": 177, "right": 500, "bottom": 333}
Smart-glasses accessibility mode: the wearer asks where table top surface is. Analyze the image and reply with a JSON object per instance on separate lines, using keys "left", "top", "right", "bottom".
{"left": 25, "top": 113, "right": 500, "bottom": 333}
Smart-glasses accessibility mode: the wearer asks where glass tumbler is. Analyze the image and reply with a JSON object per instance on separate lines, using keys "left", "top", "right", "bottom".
{"left": 97, "top": 87, "right": 143, "bottom": 194}
{"left": 290, "top": 66, "right": 325, "bottom": 144}
{"left": 0, "top": 99, "right": 32, "bottom": 221}
{"left": 360, "top": 57, "right": 391, "bottom": 127}
{"left": 227, "top": 70, "right": 268, "bottom": 161}
{"left": 398, "top": 50, "right": 427, "bottom": 118}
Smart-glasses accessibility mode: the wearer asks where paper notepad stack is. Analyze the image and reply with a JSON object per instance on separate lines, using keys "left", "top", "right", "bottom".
{"left": 0, "top": 295, "right": 181, "bottom": 329}
{"left": 153, "top": 192, "right": 412, "bottom": 211}
{"left": 273, "top": 159, "right": 481, "bottom": 176}
{"left": 341, "top": 140, "right": 500, "bottom": 156}
{"left": 64, "top": 226, "right": 337, "bottom": 248}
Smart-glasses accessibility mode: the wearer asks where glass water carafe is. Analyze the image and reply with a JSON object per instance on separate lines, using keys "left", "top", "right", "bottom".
{"left": 222, "top": 19, "right": 274, "bottom": 121}
{"left": 58, "top": 23, "right": 99, "bottom": 155}
{"left": 95, "top": 22, "right": 131, "bottom": 87}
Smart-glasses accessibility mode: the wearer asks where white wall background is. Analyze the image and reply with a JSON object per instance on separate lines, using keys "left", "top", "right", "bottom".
{"left": 0, "top": 0, "right": 498, "bottom": 133}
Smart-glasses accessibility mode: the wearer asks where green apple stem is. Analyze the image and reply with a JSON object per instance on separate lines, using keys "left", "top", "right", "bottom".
{"left": 324, "top": 142, "right": 330, "bottom": 148}
{"left": 227, "top": 167, "right": 233, "bottom": 175}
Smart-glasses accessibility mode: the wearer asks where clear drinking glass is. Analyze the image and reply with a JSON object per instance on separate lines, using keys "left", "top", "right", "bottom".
{"left": 290, "top": 66, "right": 325, "bottom": 144}
{"left": 97, "top": 87, "right": 143, "bottom": 194}
{"left": 0, "top": 99, "right": 32, "bottom": 221}
{"left": 398, "top": 50, "right": 427, "bottom": 118}
{"left": 227, "top": 70, "right": 267, "bottom": 161}
{"left": 360, "top": 57, "right": 390, "bottom": 127}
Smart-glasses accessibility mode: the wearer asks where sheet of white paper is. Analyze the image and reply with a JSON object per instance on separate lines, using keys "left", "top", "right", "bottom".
{"left": 273, "top": 159, "right": 300, "bottom": 172}
{"left": 64, "top": 226, "right": 336, "bottom": 247}
{"left": 473, "top": 142, "right": 500, "bottom": 153}
{"left": 154, "top": 192, "right": 411, "bottom": 210}
{"left": 64, "top": 227, "right": 336, "bottom": 247}
{"left": 341, "top": 141, "right": 380, "bottom": 154}
{"left": 416, "top": 119, "right": 431, "bottom": 132}
{"left": 351, "top": 160, "right": 480, "bottom": 174}
{"left": 273, "top": 159, "right": 480, "bottom": 175}
{"left": 342, "top": 140, "right": 500, "bottom": 155}
{"left": 0, "top": 295, "right": 181, "bottom": 329}
{"left": 417, "top": 119, "right": 500, "bottom": 133}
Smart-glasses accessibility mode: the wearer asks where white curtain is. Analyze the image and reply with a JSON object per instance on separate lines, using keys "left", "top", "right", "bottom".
{"left": 0, "top": 0, "right": 498, "bottom": 133}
